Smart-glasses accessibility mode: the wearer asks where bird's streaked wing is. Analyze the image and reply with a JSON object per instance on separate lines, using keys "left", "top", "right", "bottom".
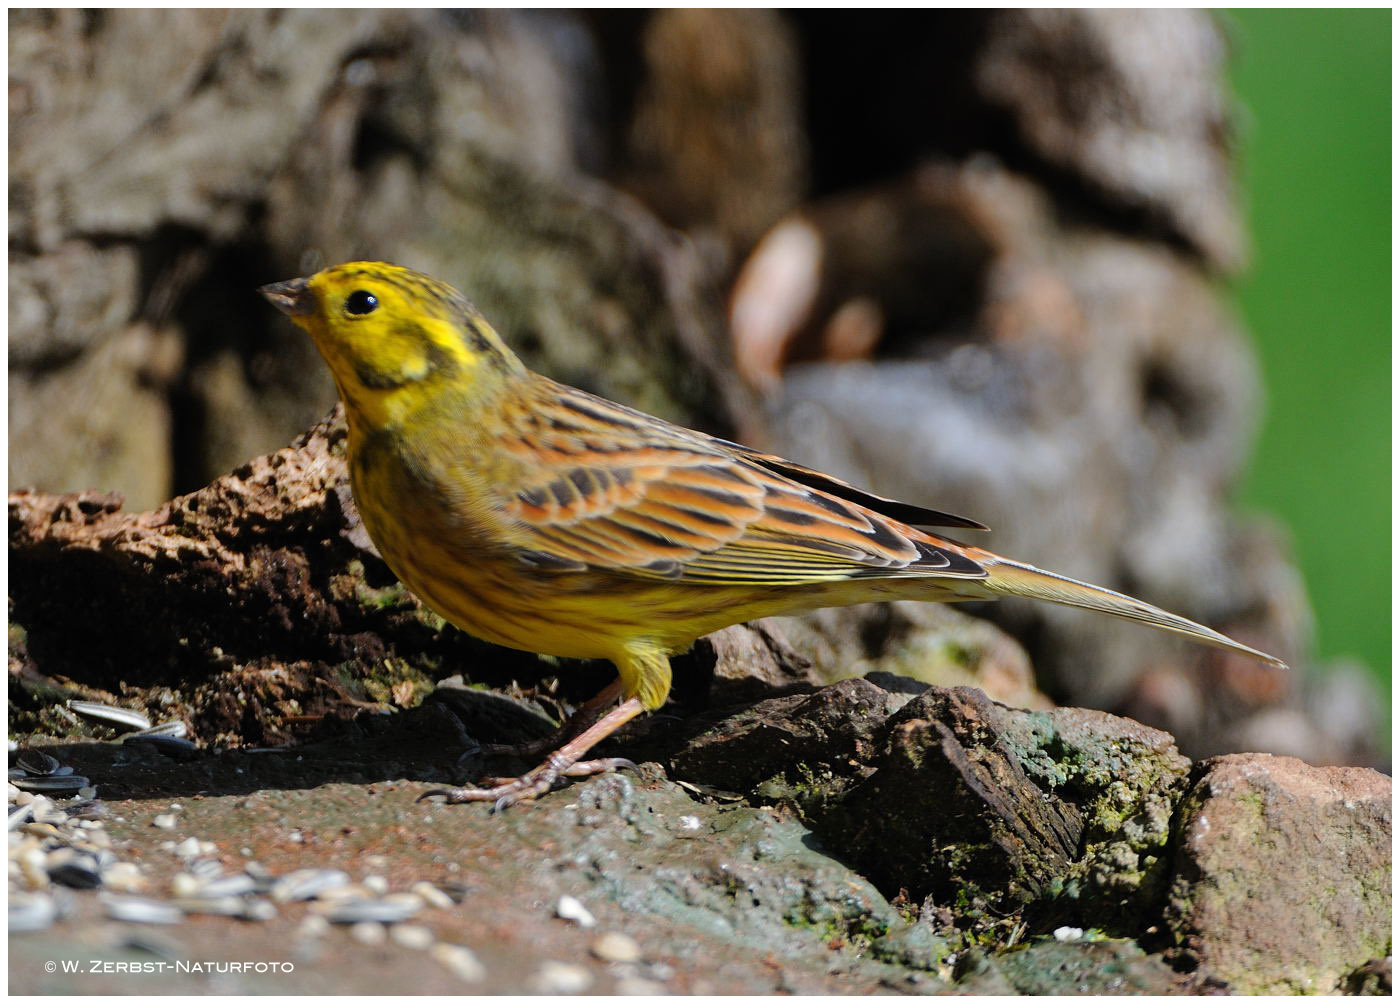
{"left": 496, "top": 381, "right": 987, "bottom": 585}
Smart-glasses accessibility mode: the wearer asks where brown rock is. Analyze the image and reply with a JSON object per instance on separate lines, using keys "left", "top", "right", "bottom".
{"left": 669, "top": 677, "right": 907, "bottom": 794}
{"left": 673, "top": 680, "right": 1194, "bottom": 942}
{"left": 833, "top": 686, "right": 1084, "bottom": 909}
{"left": 686, "top": 619, "right": 819, "bottom": 706}
{"left": 1165, "top": 753, "right": 1392, "bottom": 994}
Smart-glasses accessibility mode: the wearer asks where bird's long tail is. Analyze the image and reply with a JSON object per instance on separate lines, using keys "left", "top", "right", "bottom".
{"left": 971, "top": 554, "right": 1287, "bottom": 668}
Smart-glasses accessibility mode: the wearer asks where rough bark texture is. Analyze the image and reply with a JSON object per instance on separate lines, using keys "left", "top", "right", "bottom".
{"left": 9, "top": 9, "right": 1388, "bottom": 996}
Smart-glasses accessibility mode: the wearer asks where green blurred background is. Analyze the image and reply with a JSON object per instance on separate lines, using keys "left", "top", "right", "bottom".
{"left": 1225, "top": 10, "right": 1391, "bottom": 715}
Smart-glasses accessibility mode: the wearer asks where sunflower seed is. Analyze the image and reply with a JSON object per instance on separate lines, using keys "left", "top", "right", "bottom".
{"left": 65, "top": 799, "right": 108, "bottom": 821}
{"left": 410, "top": 881, "right": 455, "bottom": 909}
{"left": 591, "top": 931, "right": 642, "bottom": 963}
{"left": 170, "top": 873, "right": 202, "bottom": 898}
{"left": 102, "top": 895, "right": 182, "bottom": 925}
{"left": 241, "top": 898, "right": 277, "bottom": 922}
{"left": 440, "top": 880, "right": 472, "bottom": 902}
{"left": 187, "top": 857, "right": 223, "bottom": 880}
{"left": 615, "top": 975, "right": 667, "bottom": 995}
{"left": 556, "top": 893, "right": 596, "bottom": 928}
{"left": 48, "top": 854, "right": 103, "bottom": 890}
{"left": 318, "top": 893, "right": 422, "bottom": 924}
{"left": 124, "top": 735, "right": 197, "bottom": 759}
{"left": 9, "top": 893, "right": 57, "bottom": 932}
{"left": 244, "top": 859, "right": 271, "bottom": 879}
{"left": 8, "top": 803, "right": 35, "bottom": 831}
{"left": 67, "top": 701, "right": 150, "bottom": 732}
{"left": 170, "top": 837, "right": 202, "bottom": 859}
{"left": 313, "top": 883, "right": 371, "bottom": 904}
{"left": 270, "top": 868, "right": 350, "bottom": 903}
{"left": 430, "top": 943, "right": 486, "bottom": 983}
{"left": 77, "top": 826, "right": 113, "bottom": 850}
{"left": 295, "top": 915, "right": 331, "bottom": 940}
{"left": 532, "top": 960, "right": 593, "bottom": 994}
{"left": 102, "top": 862, "right": 147, "bottom": 893}
{"left": 389, "top": 923, "right": 435, "bottom": 950}
{"left": 197, "top": 873, "right": 256, "bottom": 898}
{"left": 243, "top": 861, "right": 274, "bottom": 893}
{"left": 349, "top": 920, "right": 386, "bottom": 945}
{"left": 31, "top": 803, "right": 67, "bottom": 827}
{"left": 12, "top": 775, "right": 89, "bottom": 794}
{"left": 172, "top": 896, "right": 249, "bottom": 917}
{"left": 15, "top": 843, "right": 49, "bottom": 888}
{"left": 15, "top": 749, "right": 61, "bottom": 775}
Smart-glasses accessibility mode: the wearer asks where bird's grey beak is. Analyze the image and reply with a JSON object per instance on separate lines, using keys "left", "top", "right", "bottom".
{"left": 259, "top": 277, "right": 315, "bottom": 317}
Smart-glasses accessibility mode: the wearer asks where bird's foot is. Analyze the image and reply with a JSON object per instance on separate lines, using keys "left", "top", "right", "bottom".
{"left": 421, "top": 696, "right": 646, "bottom": 811}
{"left": 421, "top": 756, "right": 639, "bottom": 811}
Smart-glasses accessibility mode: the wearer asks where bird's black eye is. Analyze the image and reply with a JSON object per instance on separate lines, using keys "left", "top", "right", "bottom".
{"left": 345, "top": 290, "right": 378, "bottom": 316}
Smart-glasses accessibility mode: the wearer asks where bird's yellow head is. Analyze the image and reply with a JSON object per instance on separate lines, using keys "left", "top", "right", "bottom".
{"left": 261, "top": 261, "right": 524, "bottom": 428}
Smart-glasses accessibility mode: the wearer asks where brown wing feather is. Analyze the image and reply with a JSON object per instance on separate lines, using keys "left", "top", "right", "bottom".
{"left": 498, "top": 379, "right": 987, "bottom": 585}
{"left": 716, "top": 438, "right": 990, "bottom": 532}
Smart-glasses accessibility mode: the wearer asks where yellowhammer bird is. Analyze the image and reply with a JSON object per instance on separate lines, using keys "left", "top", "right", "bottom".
{"left": 261, "top": 261, "right": 1285, "bottom": 808}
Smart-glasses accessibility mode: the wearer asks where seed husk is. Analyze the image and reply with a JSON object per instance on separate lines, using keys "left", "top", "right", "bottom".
{"left": 66, "top": 701, "right": 151, "bottom": 732}
{"left": 14, "top": 749, "right": 61, "bottom": 776}
{"left": 13, "top": 775, "right": 89, "bottom": 794}
{"left": 270, "top": 868, "right": 351, "bottom": 903}
{"left": 101, "top": 895, "right": 183, "bottom": 925}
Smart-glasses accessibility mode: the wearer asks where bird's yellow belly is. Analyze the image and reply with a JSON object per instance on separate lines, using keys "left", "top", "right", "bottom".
{"left": 354, "top": 479, "right": 715, "bottom": 659}
{"left": 387, "top": 539, "right": 784, "bottom": 661}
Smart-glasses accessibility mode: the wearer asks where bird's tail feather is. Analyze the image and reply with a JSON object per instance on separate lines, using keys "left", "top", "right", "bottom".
{"left": 974, "top": 556, "right": 1287, "bottom": 668}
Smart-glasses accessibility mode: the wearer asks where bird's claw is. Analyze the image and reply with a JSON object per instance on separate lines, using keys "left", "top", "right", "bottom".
{"left": 564, "top": 756, "right": 639, "bottom": 777}
{"left": 417, "top": 777, "right": 552, "bottom": 811}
